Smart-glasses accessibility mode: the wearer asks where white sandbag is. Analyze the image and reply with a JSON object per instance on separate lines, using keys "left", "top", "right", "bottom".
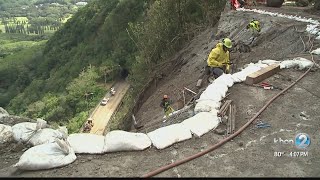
{"left": 194, "top": 100, "right": 221, "bottom": 114}
{"left": 0, "top": 124, "right": 14, "bottom": 144}
{"left": 280, "top": 58, "right": 314, "bottom": 70}
{"left": 147, "top": 123, "right": 192, "bottom": 150}
{"left": 280, "top": 60, "right": 298, "bottom": 69}
{"left": 294, "top": 57, "right": 314, "bottom": 70}
{"left": 182, "top": 112, "right": 220, "bottom": 137}
{"left": 214, "top": 74, "right": 234, "bottom": 87}
{"left": 199, "top": 82, "right": 228, "bottom": 102}
{"left": 0, "top": 107, "right": 9, "bottom": 119}
{"left": 29, "top": 127, "right": 68, "bottom": 146}
{"left": 67, "top": 133, "right": 105, "bottom": 154}
{"left": 103, "top": 130, "right": 152, "bottom": 152}
{"left": 12, "top": 119, "right": 47, "bottom": 143}
{"left": 14, "top": 139, "right": 76, "bottom": 170}
{"left": 311, "top": 48, "right": 320, "bottom": 55}
{"left": 232, "top": 64, "right": 261, "bottom": 83}
{"left": 260, "top": 59, "right": 280, "bottom": 65}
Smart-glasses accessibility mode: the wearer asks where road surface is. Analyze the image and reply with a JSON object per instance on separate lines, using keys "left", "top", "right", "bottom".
{"left": 89, "top": 80, "right": 130, "bottom": 135}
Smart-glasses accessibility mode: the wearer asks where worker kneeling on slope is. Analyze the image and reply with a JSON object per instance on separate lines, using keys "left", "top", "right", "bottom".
{"left": 206, "top": 38, "right": 232, "bottom": 80}
{"left": 246, "top": 19, "right": 261, "bottom": 33}
{"left": 160, "top": 95, "right": 174, "bottom": 122}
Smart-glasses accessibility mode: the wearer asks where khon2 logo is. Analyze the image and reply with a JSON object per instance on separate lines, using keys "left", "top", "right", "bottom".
{"left": 295, "top": 133, "right": 311, "bottom": 149}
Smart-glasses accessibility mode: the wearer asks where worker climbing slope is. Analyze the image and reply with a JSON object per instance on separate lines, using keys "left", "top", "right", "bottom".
{"left": 160, "top": 95, "right": 175, "bottom": 122}
{"left": 246, "top": 18, "right": 261, "bottom": 45}
{"left": 206, "top": 38, "right": 233, "bottom": 81}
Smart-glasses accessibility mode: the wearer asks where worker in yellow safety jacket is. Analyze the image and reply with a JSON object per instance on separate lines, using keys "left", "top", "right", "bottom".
{"left": 206, "top": 38, "right": 232, "bottom": 79}
{"left": 160, "top": 95, "right": 174, "bottom": 122}
{"left": 247, "top": 19, "right": 261, "bottom": 33}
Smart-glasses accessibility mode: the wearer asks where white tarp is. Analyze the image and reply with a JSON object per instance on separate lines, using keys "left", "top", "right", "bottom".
{"left": 29, "top": 127, "right": 68, "bottom": 146}
{"left": 182, "top": 112, "right": 220, "bottom": 137}
{"left": 67, "top": 133, "right": 105, "bottom": 154}
{"left": 14, "top": 139, "right": 76, "bottom": 170}
{"left": 103, "top": 130, "right": 152, "bottom": 152}
{"left": 147, "top": 123, "right": 192, "bottom": 150}
{"left": 12, "top": 119, "right": 47, "bottom": 143}
{"left": 0, "top": 124, "right": 13, "bottom": 144}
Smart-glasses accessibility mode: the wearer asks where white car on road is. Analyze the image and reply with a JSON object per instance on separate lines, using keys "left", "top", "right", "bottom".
{"left": 100, "top": 98, "right": 109, "bottom": 106}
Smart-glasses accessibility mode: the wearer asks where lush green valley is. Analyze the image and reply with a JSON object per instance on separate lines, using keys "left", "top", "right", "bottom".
{"left": 0, "top": 0, "right": 226, "bottom": 133}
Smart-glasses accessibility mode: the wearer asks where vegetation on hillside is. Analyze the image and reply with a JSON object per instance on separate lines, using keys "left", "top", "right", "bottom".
{"left": 1, "top": 0, "right": 226, "bottom": 133}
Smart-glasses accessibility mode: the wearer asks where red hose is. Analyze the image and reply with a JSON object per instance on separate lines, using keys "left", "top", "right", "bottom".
{"left": 142, "top": 55, "right": 315, "bottom": 178}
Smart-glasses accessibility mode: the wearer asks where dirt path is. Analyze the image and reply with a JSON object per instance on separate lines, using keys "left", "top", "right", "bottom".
{"left": 90, "top": 80, "right": 130, "bottom": 135}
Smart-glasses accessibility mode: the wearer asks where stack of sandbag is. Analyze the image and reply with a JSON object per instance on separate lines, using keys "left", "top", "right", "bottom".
{"left": 67, "top": 133, "right": 105, "bottom": 154}
{"left": 29, "top": 126, "right": 68, "bottom": 146}
{"left": 0, "top": 124, "right": 14, "bottom": 144}
{"left": 147, "top": 123, "right": 192, "bottom": 150}
{"left": 12, "top": 119, "right": 68, "bottom": 146}
{"left": 181, "top": 112, "right": 220, "bottom": 137}
{"left": 12, "top": 119, "right": 47, "bottom": 144}
{"left": 103, "top": 130, "right": 152, "bottom": 153}
{"left": 14, "top": 139, "right": 76, "bottom": 170}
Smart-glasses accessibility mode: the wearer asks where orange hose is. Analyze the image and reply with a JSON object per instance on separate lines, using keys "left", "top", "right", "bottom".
{"left": 142, "top": 55, "right": 315, "bottom": 178}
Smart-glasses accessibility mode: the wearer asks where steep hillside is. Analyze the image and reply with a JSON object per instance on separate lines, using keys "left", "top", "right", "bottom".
{"left": 1, "top": 0, "right": 226, "bottom": 133}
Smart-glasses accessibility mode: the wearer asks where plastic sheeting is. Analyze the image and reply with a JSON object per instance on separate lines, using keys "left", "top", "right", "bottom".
{"left": 104, "top": 130, "right": 152, "bottom": 152}
{"left": 67, "top": 133, "right": 105, "bottom": 154}
{"left": 0, "top": 124, "right": 13, "bottom": 144}
{"left": 182, "top": 112, "right": 220, "bottom": 137}
{"left": 14, "top": 139, "right": 76, "bottom": 170}
{"left": 147, "top": 123, "right": 192, "bottom": 150}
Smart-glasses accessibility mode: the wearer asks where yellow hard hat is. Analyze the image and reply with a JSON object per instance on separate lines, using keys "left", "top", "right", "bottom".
{"left": 222, "top": 38, "right": 232, "bottom": 49}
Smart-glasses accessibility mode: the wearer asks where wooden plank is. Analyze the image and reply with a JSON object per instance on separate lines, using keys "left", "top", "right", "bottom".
{"left": 218, "top": 100, "right": 232, "bottom": 117}
{"left": 245, "top": 64, "right": 281, "bottom": 85}
{"left": 231, "top": 104, "right": 236, "bottom": 134}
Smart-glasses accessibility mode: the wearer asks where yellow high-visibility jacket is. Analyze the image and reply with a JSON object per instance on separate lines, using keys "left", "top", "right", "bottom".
{"left": 207, "top": 43, "right": 230, "bottom": 73}
{"left": 249, "top": 20, "right": 261, "bottom": 32}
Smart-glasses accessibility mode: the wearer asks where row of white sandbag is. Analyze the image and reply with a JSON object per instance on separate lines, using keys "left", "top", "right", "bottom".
{"left": 0, "top": 119, "right": 67, "bottom": 146}
{"left": 68, "top": 112, "right": 220, "bottom": 154}
{"left": 13, "top": 58, "right": 316, "bottom": 171}
{"left": 194, "top": 57, "right": 315, "bottom": 114}
{"left": 13, "top": 130, "right": 152, "bottom": 170}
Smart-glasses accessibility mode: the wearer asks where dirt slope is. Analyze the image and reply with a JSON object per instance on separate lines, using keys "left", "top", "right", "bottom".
{"left": 1, "top": 5, "right": 320, "bottom": 177}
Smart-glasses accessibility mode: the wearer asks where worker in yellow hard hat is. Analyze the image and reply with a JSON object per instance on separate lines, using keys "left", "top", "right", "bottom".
{"left": 247, "top": 19, "right": 261, "bottom": 33}
{"left": 160, "top": 95, "right": 174, "bottom": 122}
{"left": 206, "top": 38, "right": 232, "bottom": 79}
